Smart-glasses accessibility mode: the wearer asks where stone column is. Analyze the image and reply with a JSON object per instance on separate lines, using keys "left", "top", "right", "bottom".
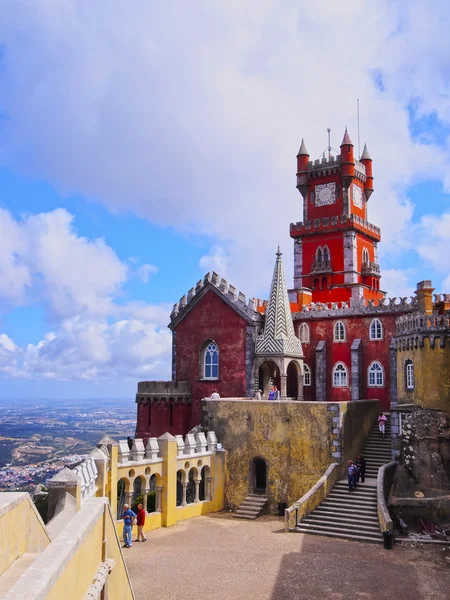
{"left": 315, "top": 341, "right": 326, "bottom": 401}
{"left": 142, "top": 488, "right": 149, "bottom": 512}
{"left": 351, "top": 339, "right": 361, "bottom": 401}
{"left": 206, "top": 476, "right": 212, "bottom": 501}
{"left": 181, "top": 482, "right": 187, "bottom": 506}
{"left": 158, "top": 432, "right": 178, "bottom": 527}
{"left": 125, "top": 491, "right": 133, "bottom": 507}
{"left": 156, "top": 486, "right": 163, "bottom": 512}
{"left": 280, "top": 374, "right": 287, "bottom": 399}
{"left": 194, "top": 478, "right": 201, "bottom": 503}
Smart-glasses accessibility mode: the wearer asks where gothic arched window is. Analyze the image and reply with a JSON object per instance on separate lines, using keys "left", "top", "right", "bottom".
{"left": 369, "top": 318, "right": 383, "bottom": 340}
{"left": 333, "top": 362, "right": 348, "bottom": 387}
{"left": 323, "top": 246, "right": 330, "bottom": 264}
{"left": 333, "top": 321, "right": 346, "bottom": 342}
{"left": 203, "top": 341, "right": 219, "bottom": 379}
{"left": 368, "top": 361, "right": 384, "bottom": 387}
{"left": 317, "top": 247, "right": 323, "bottom": 263}
{"left": 304, "top": 364, "right": 311, "bottom": 386}
{"left": 299, "top": 323, "right": 310, "bottom": 343}
{"left": 362, "top": 247, "right": 369, "bottom": 265}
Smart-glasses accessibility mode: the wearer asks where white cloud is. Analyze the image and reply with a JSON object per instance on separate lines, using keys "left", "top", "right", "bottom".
{"left": 381, "top": 269, "right": 416, "bottom": 299}
{"left": 2, "top": 1, "right": 450, "bottom": 295}
{"left": 0, "top": 207, "right": 171, "bottom": 381}
{"left": 136, "top": 263, "right": 158, "bottom": 284}
{"left": 199, "top": 246, "right": 230, "bottom": 276}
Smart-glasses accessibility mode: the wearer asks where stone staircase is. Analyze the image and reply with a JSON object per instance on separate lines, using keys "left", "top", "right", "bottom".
{"left": 294, "top": 416, "right": 392, "bottom": 544}
{"left": 235, "top": 494, "right": 268, "bottom": 520}
{"left": 364, "top": 417, "right": 392, "bottom": 478}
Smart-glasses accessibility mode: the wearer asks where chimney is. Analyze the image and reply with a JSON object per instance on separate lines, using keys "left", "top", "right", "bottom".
{"left": 415, "top": 280, "right": 434, "bottom": 315}
{"left": 297, "top": 288, "right": 313, "bottom": 309}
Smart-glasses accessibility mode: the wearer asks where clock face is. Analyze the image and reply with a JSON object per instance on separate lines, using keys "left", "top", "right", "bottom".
{"left": 352, "top": 184, "right": 363, "bottom": 208}
{"left": 315, "top": 182, "right": 336, "bottom": 206}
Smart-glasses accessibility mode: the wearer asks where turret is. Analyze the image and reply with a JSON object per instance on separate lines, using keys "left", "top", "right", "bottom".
{"left": 296, "top": 139, "right": 309, "bottom": 198}
{"left": 360, "top": 143, "right": 374, "bottom": 200}
{"left": 339, "top": 128, "right": 355, "bottom": 188}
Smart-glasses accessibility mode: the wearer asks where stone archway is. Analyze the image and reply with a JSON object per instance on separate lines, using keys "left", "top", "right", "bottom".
{"left": 256, "top": 359, "right": 281, "bottom": 396}
{"left": 286, "top": 361, "right": 299, "bottom": 398}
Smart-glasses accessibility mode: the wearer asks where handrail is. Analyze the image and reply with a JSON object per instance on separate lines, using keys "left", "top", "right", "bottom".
{"left": 284, "top": 463, "right": 340, "bottom": 531}
{"left": 377, "top": 461, "right": 397, "bottom": 535}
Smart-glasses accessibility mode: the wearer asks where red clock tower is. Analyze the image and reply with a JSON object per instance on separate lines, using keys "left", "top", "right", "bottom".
{"left": 290, "top": 129, "right": 384, "bottom": 303}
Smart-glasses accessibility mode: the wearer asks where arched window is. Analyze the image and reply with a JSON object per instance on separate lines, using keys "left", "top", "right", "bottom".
{"left": 304, "top": 364, "right": 311, "bottom": 387}
{"left": 405, "top": 359, "right": 414, "bottom": 390}
{"left": 203, "top": 341, "right": 219, "bottom": 379}
{"left": 368, "top": 361, "right": 384, "bottom": 387}
{"left": 362, "top": 247, "right": 369, "bottom": 265}
{"left": 334, "top": 321, "right": 346, "bottom": 342}
{"left": 317, "top": 247, "right": 323, "bottom": 263}
{"left": 333, "top": 363, "right": 348, "bottom": 387}
{"left": 323, "top": 246, "right": 330, "bottom": 264}
{"left": 369, "top": 318, "right": 383, "bottom": 340}
{"left": 299, "top": 323, "right": 310, "bottom": 343}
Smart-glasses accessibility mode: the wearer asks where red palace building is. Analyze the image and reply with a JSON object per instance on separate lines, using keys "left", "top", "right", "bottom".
{"left": 135, "top": 128, "right": 421, "bottom": 439}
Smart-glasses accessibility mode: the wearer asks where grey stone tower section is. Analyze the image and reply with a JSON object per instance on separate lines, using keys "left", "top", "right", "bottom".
{"left": 315, "top": 340, "right": 327, "bottom": 401}
{"left": 351, "top": 339, "right": 362, "bottom": 400}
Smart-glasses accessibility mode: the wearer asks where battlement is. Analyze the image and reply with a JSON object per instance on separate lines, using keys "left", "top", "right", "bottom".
{"left": 293, "top": 295, "right": 418, "bottom": 321}
{"left": 302, "top": 154, "right": 366, "bottom": 180}
{"left": 169, "top": 271, "right": 261, "bottom": 325}
{"left": 118, "top": 431, "right": 218, "bottom": 464}
{"left": 396, "top": 313, "right": 450, "bottom": 336}
{"left": 290, "top": 213, "right": 381, "bottom": 241}
{"left": 137, "top": 380, "right": 191, "bottom": 395}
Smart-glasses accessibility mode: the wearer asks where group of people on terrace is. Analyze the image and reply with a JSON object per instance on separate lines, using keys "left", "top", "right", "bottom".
{"left": 255, "top": 385, "right": 280, "bottom": 401}
{"left": 121, "top": 503, "right": 147, "bottom": 548}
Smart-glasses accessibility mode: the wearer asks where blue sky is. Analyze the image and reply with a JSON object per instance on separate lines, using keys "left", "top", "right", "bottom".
{"left": 0, "top": 1, "right": 450, "bottom": 399}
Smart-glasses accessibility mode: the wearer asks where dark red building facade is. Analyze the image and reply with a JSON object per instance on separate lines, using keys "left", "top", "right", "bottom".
{"left": 135, "top": 128, "right": 419, "bottom": 440}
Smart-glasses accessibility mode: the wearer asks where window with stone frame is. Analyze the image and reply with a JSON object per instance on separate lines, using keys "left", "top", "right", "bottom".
{"left": 203, "top": 341, "right": 219, "bottom": 379}
{"left": 333, "top": 321, "right": 346, "bottom": 342}
{"left": 369, "top": 318, "right": 383, "bottom": 340}
{"left": 333, "top": 362, "right": 348, "bottom": 387}
{"left": 405, "top": 359, "right": 414, "bottom": 390}
{"left": 362, "top": 247, "right": 370, "bottom": 265}
{"left": 303, "top": 364, "right": 311, "bottom": 386}
{"left": 299, "top": 322, "right": 310, "bottom": 343}
{"left": 368, "top": 361, "right": 384, "bottom": 387}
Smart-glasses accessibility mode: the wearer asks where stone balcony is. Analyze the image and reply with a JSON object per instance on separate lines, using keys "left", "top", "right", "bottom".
{"left": 361, "top": 261, "right": 380, "bottom": 276}
{"left": 310, "top": 259, "right": 332, "bottom": 275}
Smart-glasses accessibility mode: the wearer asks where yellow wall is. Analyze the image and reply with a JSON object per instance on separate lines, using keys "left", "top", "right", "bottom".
{"left": 0, "top": 494, "right": 50, "bottom": 576}
{"left": 397, "top": 337, "right": 450, "bottom": 412}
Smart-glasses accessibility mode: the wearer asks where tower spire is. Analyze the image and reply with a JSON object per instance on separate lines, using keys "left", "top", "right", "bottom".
{"left": 255, "top": 248, "right": 302, "bottom": 357}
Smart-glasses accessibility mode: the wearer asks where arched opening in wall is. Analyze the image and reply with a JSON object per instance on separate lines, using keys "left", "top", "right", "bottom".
{"left": 132, "top": 476, "right": 144, "bottom": 510}
{"left": 199, "top": 465, "right": 211, "bottom": 501}
{"left": 147, "top": 473, "right": 157, "bottom": 513}
{"left": 258, "top": 360, "right": 280, "bottom": 394}
{"left": 117, "top": 477, "right": 130, "bottom": 520}
{"left": 286, "top": 361, "right": 299, "bottom": 398}
{"left": 251, "top": 457, "right": 267, "bottom": 494}
{"left": 313, "top": 278, "right": 319, "bottom": 290}
{"left": 176, "top": 470, "right": 184, "bottom": 506}
{"left": 321, "top": 277, "right": 327, "bottom": 289}
{"left": 186, "top": 468, "right": 197, "bottom": 504}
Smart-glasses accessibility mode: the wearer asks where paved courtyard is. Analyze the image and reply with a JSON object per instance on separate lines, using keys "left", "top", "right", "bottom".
{"left": 125, "top": 514, "right": 450, "bottom": 600}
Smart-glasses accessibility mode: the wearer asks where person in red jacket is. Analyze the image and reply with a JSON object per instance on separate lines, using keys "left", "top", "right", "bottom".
{"left": 135, "top": 503, "right": 147, "bottom": 542}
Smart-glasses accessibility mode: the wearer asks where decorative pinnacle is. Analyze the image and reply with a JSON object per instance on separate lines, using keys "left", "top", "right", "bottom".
{"left": 297, "top": 138, "right": 309, "bottom": 156}
{"left": 361, "top": 143, "right": 371, "bottom": 160}
{"left": 341, "top": 127, "right": 353, "bottom": 146}
{"left": 276, "top": 245, "right": 282, "bottom": 258}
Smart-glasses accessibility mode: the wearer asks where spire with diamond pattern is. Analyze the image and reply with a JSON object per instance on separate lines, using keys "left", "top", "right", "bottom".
{"left": 255, "top": 248, "right": 303, "bottom": 356}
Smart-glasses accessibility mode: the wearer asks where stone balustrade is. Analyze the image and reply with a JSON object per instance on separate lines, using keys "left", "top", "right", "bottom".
{"left": 72, "top": 456, "right": 98, "bottom": 503}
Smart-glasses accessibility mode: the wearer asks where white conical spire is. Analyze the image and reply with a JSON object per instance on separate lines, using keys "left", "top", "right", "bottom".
{"left": 255, "top": 248, "right": 303, "bottom": 356}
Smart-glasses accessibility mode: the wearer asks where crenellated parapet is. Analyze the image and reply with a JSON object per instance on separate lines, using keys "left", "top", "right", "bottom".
{"left": 290, "top": 213, "right": 381, "bottom": 241}
{"left": 136, "top": 380, "right": 191, "bottom": 405}
{"left": 293, "top": 295, "right": 418, "bottom": 321}
{"left": 169, "top": 271, "right": 262, "bottom": 329}
{"left": 395, "top": 311, "right": 450, "bottom": 350}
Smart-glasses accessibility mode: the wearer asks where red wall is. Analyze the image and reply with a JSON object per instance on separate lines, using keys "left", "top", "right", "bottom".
{"left": 298, "top": 313, "right": 396, "bottom": 411}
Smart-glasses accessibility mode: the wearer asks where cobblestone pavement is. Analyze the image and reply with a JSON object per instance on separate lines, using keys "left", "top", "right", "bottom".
{"left": 124, "top": 513, "right": 450, "bottom": 600}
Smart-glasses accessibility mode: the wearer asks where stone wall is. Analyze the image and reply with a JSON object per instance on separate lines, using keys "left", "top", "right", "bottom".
{"left": 202, "top": 398, "right": 378, "bottom": 513}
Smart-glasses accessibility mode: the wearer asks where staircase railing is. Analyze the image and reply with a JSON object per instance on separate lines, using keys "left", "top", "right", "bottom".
{"left": 377, "top": 461, "right": 397, "bottom": 549}
{"left": 284, "top": 463, "right": 340, "bottom": 531}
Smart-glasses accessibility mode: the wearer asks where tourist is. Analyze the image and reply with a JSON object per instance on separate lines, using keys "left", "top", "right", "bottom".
{"left": 347, "top": 460, "right": 357, "bottom": 493}
{"left": 356, "top": 454, "right": 366, "bottom": 483}
{"left": 135, "top": 503, "right": 147, "bottom": 542}
{"left": 255, "top": 389, "right": 263, "bottom": 401}
{"left": 273, "top": 385, "right": 280, "bottom": 401}
{"left": 210, "top": 390, "right": 220, "bottom": 400}
{"left": 378, "top": 412, "right": 387, "bottom": 438}
{"left": 122, "top": 503, "right": 136, "bottom": 548}
{"left": 268, "top": 386, "right": 275, "bottom": 401}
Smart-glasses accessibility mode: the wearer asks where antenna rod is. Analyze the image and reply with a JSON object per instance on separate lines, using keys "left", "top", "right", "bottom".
{"left": 327, "top": 128, "right": 331, "bottom": 158}
{"left": 357, "top": 99, "right": 360, "bottom": 159}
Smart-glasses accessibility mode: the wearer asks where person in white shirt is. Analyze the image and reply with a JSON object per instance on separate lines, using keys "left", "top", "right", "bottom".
{"left": 210, "top": 390, "right": 220, "bottom": 400}
{"left": 255, "top": 389, "right": 262, "bottom": 401}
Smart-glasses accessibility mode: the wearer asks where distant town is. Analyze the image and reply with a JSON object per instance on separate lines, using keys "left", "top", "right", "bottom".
{"left": 0, "top": 397, "right": 135, "bottom": 491}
